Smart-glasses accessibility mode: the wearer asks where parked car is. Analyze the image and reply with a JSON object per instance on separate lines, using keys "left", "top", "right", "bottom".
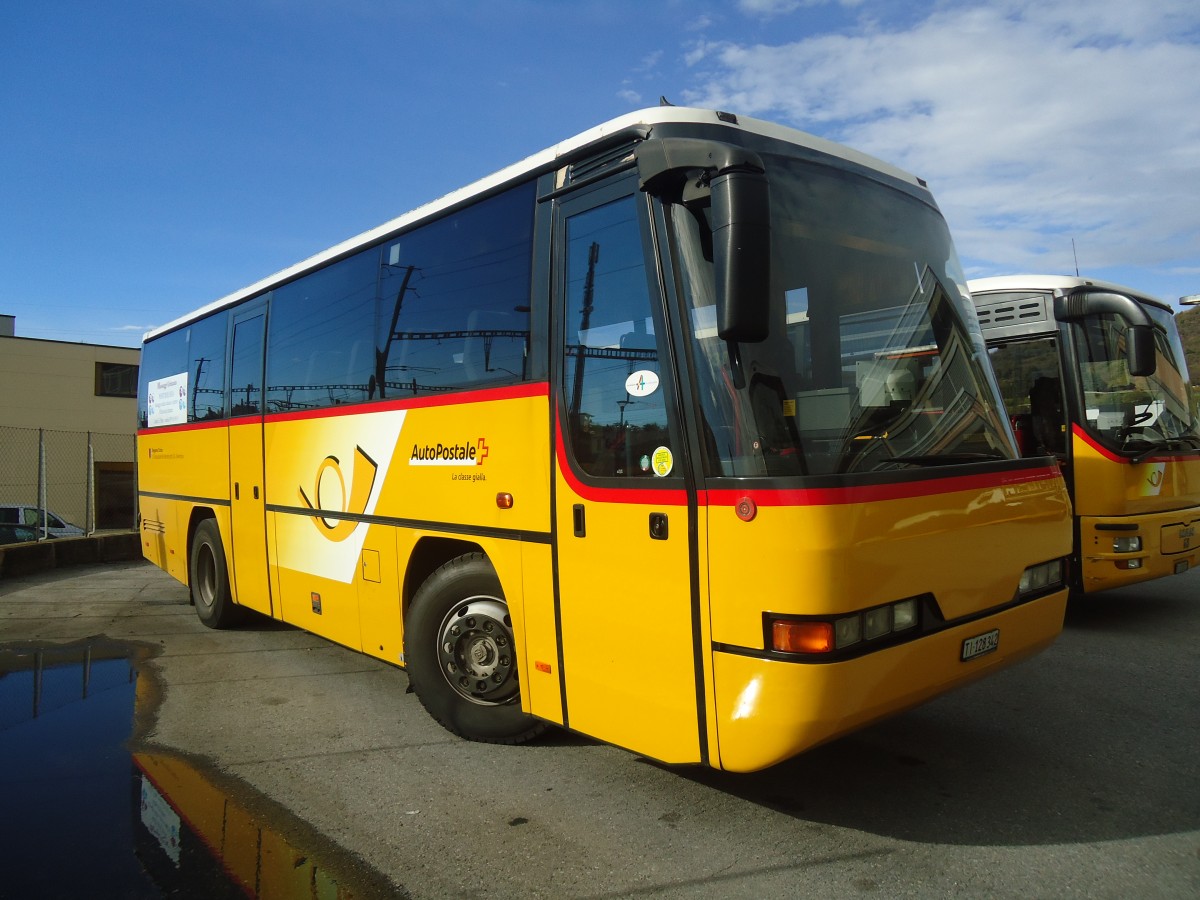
{"left": 0, "top": 504, "right": 85, "bottom": 538}
{"left": 0, "top": 522, "right": 40, "bottom": 545}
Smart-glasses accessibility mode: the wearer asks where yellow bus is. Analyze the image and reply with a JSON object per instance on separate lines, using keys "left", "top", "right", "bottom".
{"left": 971, "top": 275, "right": 1200, "bottom": 594}
{"left": 138, "top": 107, "right": 1072, "bottom": 772}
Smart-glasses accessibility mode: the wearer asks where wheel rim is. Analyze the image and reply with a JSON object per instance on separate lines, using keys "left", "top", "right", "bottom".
{"left": 195, "top": 543, "right": 217, "bottom": 612}
{"left": 435, "top": 597, "right": 518, "bottom": 706}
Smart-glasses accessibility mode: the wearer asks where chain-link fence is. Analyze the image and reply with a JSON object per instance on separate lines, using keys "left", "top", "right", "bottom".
{"left": 0, "top": 426, "right": 136, "bottom": 541}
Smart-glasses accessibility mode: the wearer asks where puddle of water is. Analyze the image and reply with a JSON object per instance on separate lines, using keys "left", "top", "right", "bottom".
{"left": 0, "top": 640, "right": 398, "bottom": 899}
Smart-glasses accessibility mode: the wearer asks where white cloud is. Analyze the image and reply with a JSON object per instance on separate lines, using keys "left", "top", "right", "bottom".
{"left": 682, "top": 0, "right": 1200, "bottom": 290}
{"left": 738, "top": 0, "right": 864, "bottom": 17}
{"left": 638, "top": 50, "right": 664, "bottom": 71}
{"left": 738, "top": 0, "right": 805, "bottom": 15}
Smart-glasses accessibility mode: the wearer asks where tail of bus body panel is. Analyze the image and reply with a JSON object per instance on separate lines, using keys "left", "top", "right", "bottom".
{"left": 1071, "top": 426, "right": 1200, "bottom": 592}
{"left": 704, "top": 464, "right": 1073, "bottom": 772}
{"left": 138, "top": 423, "right": 232, "bottom": 590}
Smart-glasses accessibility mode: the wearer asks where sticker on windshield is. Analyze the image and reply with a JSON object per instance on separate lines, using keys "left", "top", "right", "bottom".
{"left": 652, "top": 446, "right": 673, "bottom": 477}
{"left": 625, "top": 370, "right": 660, "bottom": 398}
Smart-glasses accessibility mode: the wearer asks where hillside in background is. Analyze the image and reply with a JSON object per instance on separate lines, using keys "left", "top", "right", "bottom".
{"left": 1178, "top": 307, "right": 1200, "bottom": 381}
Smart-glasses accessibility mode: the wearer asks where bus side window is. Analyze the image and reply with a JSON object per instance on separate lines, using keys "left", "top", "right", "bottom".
{"left": 464, "top": 309, "right": 528, "bottom": 383}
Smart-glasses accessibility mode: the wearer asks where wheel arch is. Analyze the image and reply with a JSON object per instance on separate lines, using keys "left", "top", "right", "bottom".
{"left": 402, "top": 536, "right": 487, "bottom": 620}
{"left": 185, "top": 507, "right": 221, "bottom": 586}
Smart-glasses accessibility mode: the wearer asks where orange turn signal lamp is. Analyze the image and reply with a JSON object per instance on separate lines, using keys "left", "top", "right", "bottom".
{"left": 770, "top": 597, "right": 919, "bottom": 655}
{"left": 772, "top": 620, "right": 834, "bottom": 654}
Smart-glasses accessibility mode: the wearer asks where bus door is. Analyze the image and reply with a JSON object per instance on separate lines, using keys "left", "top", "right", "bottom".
{"left": 227, "top": 303, "right": 273, "bottom": 617}
{"left": 552, "top": 179, "right": 705, "bottom": 765}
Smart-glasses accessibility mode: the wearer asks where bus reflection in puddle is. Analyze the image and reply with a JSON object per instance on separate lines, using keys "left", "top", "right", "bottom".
{"left": 0, "top": 639, "right": 387, "bottom": 899}
{"left": 133, "top": 752, "right": 371, "bottom": 898}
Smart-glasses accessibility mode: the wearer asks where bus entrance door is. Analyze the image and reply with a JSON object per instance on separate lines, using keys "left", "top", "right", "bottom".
{"left": 553, "top": 473, "right": 702, "bottom": 764}
{"left": 227, "top": 306, "right": 273, "bottom": 617}
{"left": 552, "top": 187, "right": 703, "bottom": 764}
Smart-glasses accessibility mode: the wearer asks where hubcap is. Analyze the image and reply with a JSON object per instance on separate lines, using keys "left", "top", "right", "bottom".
{"left": 435, "top": 597, "right": 518, "bottom": 705}
{"left": 196, "top": 544, "right": 216, "bottom": 610}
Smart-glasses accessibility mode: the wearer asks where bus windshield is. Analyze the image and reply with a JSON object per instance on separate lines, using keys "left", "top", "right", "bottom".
{"left": 1071, "top": 303, "right": 1200, "bottom": 452}
{"left": 671, "top": 153, "right": 1015, "bottom": 477}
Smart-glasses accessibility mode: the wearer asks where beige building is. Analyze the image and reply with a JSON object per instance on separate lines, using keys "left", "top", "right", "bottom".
{"left": 0, "top": 315, "right": 140, "bottom": 532}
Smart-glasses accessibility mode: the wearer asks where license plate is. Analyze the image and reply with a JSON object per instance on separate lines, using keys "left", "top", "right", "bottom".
{"left": 1176, "top": 560, "right": 1190, "bottom": 575}
{"left": 961, "top": 629, "right": 1000, "bottom": 661}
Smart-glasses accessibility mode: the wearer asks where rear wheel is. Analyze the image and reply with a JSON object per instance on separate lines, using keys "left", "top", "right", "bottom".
{"left": 405, "top": 553, "right": 546, "bottom": 744}
{"left": 189, "top": 519, "right": 243, "bottom": 629}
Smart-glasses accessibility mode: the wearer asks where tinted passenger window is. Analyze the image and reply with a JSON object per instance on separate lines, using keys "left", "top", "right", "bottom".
{"left": 267, "top": 254, "right": 379, "bottom": 412}
{"left": 138, "top": 329, "right": 187, "bottom": 428}
{"left": 187, "top": 313, "right": 228, "bottom": 421}
{"left": 263, "top": 180, "right": 535, "bottom": 409}
{"left": 377, "top": 182, "right": 535, "bottom": 398}
{"left": 230, "top": 313, "right": 265, "bottom": 417}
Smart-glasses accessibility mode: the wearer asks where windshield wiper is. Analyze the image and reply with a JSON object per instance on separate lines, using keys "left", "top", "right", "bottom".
{"left": 1129, "top": 435, "right": 1200, "bottom": 463}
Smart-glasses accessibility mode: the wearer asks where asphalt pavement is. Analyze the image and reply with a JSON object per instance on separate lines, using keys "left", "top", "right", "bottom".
{"left": 1, "top": 559, "right": 1197, "bottom": 899}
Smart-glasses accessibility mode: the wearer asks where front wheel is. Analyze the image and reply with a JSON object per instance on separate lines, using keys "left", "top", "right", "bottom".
{"left": 189, "top": 519, "right": 243, "bottom": 629}
{"left": 405, "top": 553, "right": 546, "bottom": 744}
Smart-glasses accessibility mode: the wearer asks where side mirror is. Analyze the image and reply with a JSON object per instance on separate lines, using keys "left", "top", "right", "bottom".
{"left": 711, "top": 168, "right": 771, "bottom": 342}
{"left": 1054, "top": 290, "right": 1157, "bottom": 377}
{"left": 637, "top": 138, "right": 772, "bottom": 343}
{"left": 1124, "top": 324, "right": 1156, "bottom": 377}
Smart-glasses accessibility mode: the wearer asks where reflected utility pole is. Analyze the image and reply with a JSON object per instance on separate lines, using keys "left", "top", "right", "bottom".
{"left": 377, "top": 264, "right": 417, "bottom": 400}
{"left": 569, "top": 242, "right": 600, "bottom": 416}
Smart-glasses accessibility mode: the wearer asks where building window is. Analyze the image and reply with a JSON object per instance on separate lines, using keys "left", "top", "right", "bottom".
{"left": 96, "top": 362, "right": 138, "bottom": 398}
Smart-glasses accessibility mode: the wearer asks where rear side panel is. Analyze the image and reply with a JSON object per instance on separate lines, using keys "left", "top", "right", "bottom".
{"left": 138, "top": 422, "right": 231, "bottom": 586}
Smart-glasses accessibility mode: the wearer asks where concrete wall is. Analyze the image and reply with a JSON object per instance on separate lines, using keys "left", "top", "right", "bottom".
{"left": 0, "top": 334, "right": 141, "bottom": 530}
{"left": 0, "top": 335, "right": 139, "bottom": 433}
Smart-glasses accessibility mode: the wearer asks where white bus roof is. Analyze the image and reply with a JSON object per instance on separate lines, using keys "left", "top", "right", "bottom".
{"left": 146, "top": 106, "right": 927, "bottom": 342}
{"left": 968, "top": 274, "right": 1170, "bottom": 309}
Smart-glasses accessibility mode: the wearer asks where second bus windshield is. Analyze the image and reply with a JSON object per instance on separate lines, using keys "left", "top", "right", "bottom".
{"left": 1071, "top": 304, "right": 1200, "bottom": 451}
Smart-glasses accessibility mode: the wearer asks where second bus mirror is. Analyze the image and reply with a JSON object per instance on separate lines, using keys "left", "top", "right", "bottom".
{"left": 1054, "top": 289, "right": 1157, "bottom": 377}
{"left": 1125, "top": 324, "right": 1156, "bottom": 378}
{"left": 711, "top": 168, "right": 771, "bottom": 343}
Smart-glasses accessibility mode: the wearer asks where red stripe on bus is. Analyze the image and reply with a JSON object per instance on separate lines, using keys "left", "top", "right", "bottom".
{"left": 553, "top": 414, "right": 1060, "bottom": 507}
{"left": 705, "top": 465, "right": 1061, "bottom": 507}
{"left": 553, "top": 417, "right": 689, "bottom": 505}
{"left": 138, "top": 382, "right": 550, "bottom": 435}
{"left": 1073, "top": 423, "right": 1200, "bottom": 463}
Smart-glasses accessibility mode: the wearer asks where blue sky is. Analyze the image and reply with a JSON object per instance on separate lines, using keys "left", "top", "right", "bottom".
{"left": 3, "top": 0, "right": 1198, "bottom": 347}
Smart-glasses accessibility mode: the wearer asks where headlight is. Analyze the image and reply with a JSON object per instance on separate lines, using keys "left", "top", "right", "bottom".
{"left": 1018, "top": 559, "right": 1067, "bottom": 597}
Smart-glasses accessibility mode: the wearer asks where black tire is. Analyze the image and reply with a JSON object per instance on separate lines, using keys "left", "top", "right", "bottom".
{"left": 189, "top": 519, "right": 243, "bottom": 629}
{"left": 405, "top": 553, "right": 546, "bottom": 744}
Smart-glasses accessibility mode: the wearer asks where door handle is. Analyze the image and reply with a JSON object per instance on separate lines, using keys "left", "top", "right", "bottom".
{"left": 649, "top": 512, "right": 668, "bottom": 540}
{"left": 573, "top": 504, "right": 586, "bottom": 537}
